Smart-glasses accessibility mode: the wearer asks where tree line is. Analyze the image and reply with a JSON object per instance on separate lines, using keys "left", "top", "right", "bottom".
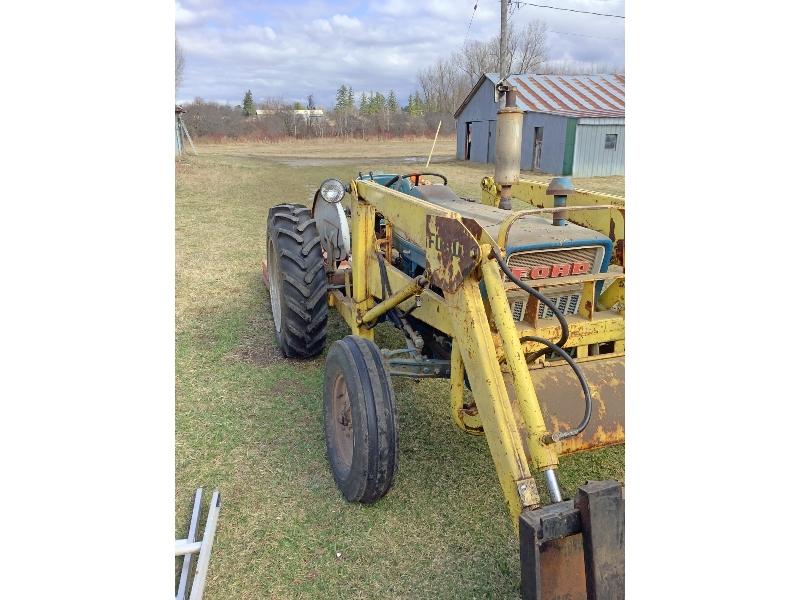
{"left": 180, "top": 86, "right": 451, "bottom": 142}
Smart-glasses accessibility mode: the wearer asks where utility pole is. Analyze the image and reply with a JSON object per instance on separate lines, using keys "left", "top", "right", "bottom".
{"left": 500, "top": 0, "right": 508, "bottom": 79}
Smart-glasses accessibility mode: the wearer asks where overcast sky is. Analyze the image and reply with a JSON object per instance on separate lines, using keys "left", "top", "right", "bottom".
{"left": 176, "top": 0, "right": 625, "bottom": 107}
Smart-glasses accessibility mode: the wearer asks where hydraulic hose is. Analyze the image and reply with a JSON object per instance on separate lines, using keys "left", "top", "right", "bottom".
{"left": 489, "top": 242, "right": 592, "bottom": 442}
{"left": 519, "top": 334, "right": 592, "bottom": 442}
{"left": 489, "top": 243, "right": 568, "bottom": 362}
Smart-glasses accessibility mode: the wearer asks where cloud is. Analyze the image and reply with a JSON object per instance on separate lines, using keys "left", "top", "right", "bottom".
{"left": 309, "top": 19, "right": 333, "bottom": 34}
{"left": 175, "top": 0, "right": 625, "bottom": 106}
{"left": 175, "top": 1, "right": 222, "bottom": 28}
{"left": 331, "top": 14, "right": 360, "bottom": 29}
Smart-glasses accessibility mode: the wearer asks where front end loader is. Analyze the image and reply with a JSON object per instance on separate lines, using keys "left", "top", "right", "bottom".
{"left": 262, "top": 83, "right": 625, "bottom": 598}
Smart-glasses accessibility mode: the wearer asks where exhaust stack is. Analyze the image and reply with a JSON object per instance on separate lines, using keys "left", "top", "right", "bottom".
{"left": 494, "top": 85, "right": 523, "bottom": 210}
{"left": 546, "top": 177, "right": 575, "bottom": 226}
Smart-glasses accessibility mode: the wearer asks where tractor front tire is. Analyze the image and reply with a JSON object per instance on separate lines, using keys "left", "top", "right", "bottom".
{"left": 266, "top": 203, "right": 328, "bottom": 358}
{"left": 324, "top": 336, "right": 398, "bottom": 504}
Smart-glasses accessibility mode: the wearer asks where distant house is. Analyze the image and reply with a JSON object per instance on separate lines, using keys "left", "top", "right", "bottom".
{"left": 256, "top": 108, "right": 325, "bottom": 122}
{"left": 455, "top": 73, "right": 625, "bottom": 177}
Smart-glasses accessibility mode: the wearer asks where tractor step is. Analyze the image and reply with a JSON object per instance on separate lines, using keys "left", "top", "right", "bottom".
{"left": 520, "top": 480, "right": 624, "bottom": 600}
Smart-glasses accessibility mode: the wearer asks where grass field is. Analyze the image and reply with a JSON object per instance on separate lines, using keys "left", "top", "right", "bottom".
{"left": 175, "top": 137, "right": 624, "bottom": 599}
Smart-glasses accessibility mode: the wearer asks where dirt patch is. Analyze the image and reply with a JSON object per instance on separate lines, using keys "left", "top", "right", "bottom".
{"left": 226, "top": 303, "right": 284, "bottom": 367}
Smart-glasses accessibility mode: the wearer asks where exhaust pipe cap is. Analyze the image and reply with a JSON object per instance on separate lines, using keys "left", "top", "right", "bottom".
{"left": 546, "top": 177, "right": 575, "bottom": 197}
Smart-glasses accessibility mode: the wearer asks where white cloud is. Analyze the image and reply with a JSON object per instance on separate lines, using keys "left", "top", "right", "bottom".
{"left": 309, "top": 19, "right": 333, "bottom": 34}
{"left": 331, "top": 14, "right": 361, "bottom": 29}
{"left": 175, "top": 1, "right": 625, "bottom": 106}
{"left": 175, "top": 1, "right": 221, "bottom": 28}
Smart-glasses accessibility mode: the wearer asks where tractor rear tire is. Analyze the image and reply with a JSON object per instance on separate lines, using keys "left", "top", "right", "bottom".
{"left": 324, "top": 335, "right": 398, "bottom": 504}
{"left": 266, "top": 203, "right": 328, "bottom": 358}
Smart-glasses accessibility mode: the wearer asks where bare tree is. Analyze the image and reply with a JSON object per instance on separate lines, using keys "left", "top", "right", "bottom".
{"left": 418, "top": 19, "right": 549, "bottom": 116}
{"left": 509, "top": 21, "right": 549, "bottom": 74}
{"left": 175, "top": 38, "right": 185, "bottom": 93}
{"left": 468, "top": 20, "right": 549, "bottom": 80}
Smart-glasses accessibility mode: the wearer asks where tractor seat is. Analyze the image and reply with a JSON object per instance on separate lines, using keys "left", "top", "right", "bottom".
{"left": 409, "top": 184, "right": 513, "bottom": 235}
{"left": 410, "top": 183, "right": 463, "bottom": 206}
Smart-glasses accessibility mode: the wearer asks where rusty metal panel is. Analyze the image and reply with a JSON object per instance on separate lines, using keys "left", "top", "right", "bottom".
{"left": 538, "top": 536, "right": 588, "bottom": 600}
{"left": 505, "top": 356, "right": 625, "bottom": 456}
{"left": 508, "top": 74, "right": 624, "bottom": 119}
{"left": 424, "top": 215, "right": 481, "bottom": 294}
{"left": 520, "top": 501, "right": 588, "bottom": 600}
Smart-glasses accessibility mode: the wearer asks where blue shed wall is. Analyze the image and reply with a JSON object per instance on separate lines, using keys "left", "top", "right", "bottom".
{"left": 521, "top": 113, "right": 569, "bottom": 174}
{"left": 456, "top": 78, "right": 502, "bottom": 161}
{"left": 456, "top": 79, "right": 569, "bottom": 172}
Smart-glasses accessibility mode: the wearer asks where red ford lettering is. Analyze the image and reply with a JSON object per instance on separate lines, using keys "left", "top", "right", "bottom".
{"left": 571, "top": 261, "right": 590, "bottom": 275}
{"left": 529, "top": 266, "right": 550, "bottom": 279}
{"left": 550, "top": 263, "right": 572, "bottom": 278}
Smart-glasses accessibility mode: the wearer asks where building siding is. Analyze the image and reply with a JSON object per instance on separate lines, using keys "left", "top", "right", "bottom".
{"left": 456, "top": 78, "right": 502, "bottom": 161}
{"left": 520, "top": 112, "right": 568, "bottom": 174}
{"left": 573, "top": 122, "right": 625, "bottom": 177}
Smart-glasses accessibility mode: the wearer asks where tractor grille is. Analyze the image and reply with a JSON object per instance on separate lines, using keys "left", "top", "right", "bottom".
{"left": 506, "top": 246, "right": 601, "bottom": 274}
{"left": 505, "top": 246, "right": 603, "bottom": 322}
{"left": 509, "top": 293, "right": 582, "bottom": 322}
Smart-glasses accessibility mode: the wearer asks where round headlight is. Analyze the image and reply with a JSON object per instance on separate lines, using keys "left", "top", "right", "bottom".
{"left": 320, "top": 179, "right": 345, "bottom": 204}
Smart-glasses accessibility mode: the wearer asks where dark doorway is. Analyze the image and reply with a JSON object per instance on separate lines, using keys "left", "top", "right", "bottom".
{"left": 465, "top": 122, "right": 473, "bottom": 160}
{"left": 533, "top": 127, "right": 543, "bottom": 170}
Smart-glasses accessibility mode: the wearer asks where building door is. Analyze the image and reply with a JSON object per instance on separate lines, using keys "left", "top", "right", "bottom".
{"left": 465, "top": 122, "right": 473, "bottom": 160}
{"left": 533, "top": 127, "right": 543, "bottom": 170}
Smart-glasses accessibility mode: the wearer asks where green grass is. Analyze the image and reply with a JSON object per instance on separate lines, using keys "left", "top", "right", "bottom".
{"left": 175, "top": 139, "right": 624, "bottom": 599}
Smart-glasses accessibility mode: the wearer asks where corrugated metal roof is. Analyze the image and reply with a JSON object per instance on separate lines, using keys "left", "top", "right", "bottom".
{"left": 455, "top": 73, "right": 625, "bottom": 119}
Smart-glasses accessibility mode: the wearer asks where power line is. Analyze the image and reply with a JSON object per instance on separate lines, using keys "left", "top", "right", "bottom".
{"left": 511, "top": 1, "right": 625, "bottom": 19}
{"left": 464, "top": 1, "right": 479, "bottom": 44}
{"left": 550, "top": 29, "right": 624, "bottom": 42}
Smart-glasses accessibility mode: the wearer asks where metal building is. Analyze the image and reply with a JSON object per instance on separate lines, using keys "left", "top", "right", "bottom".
{"left": 455, "top": 73, "right": 625, "bottom": 177}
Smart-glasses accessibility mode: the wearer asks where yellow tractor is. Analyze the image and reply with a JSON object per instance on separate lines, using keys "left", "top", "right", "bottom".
{"left": 263, "top": 85, "right": 624, "bottom": 599}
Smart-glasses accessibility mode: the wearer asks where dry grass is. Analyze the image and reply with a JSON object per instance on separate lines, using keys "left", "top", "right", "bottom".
{"left": 175, "top": 138, "right": 624, "bottom": 599}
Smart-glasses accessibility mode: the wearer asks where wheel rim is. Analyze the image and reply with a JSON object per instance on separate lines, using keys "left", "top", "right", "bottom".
{"left": 331, "top": 373, "right": 354, "bottom": 469}
{"left": 268, "top": 239, "right": 282, "bottom": 333}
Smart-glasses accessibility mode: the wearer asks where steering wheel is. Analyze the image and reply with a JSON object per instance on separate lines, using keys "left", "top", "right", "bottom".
{"left": 385, "top": 172, "right": 448, "bottom": 188}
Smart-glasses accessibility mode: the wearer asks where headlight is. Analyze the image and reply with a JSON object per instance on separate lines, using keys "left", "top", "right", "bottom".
{"left": 320, "top": 179, "right": 345, "bottom": 204}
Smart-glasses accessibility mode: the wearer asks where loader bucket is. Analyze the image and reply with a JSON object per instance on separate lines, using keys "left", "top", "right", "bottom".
{"left": 520, "top": 480, "right": 624, "bottom": 600}
{"left": 504, "top": 355, "right": 625, "bottom": 457}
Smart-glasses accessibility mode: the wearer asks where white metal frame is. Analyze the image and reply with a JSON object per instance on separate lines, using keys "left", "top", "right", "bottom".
{"left": 175, "top": 488, "right": 221, "bottom": 600}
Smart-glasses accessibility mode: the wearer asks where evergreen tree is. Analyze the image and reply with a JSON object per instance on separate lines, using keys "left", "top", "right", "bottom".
{"left": 242, "top": 89, "right": 255, "bottom": 117}
{"left": 307, "top": 94, "right": 315, "bottom": 110}
{"left": 334, "top": 85, "right": 349, "bottom": 112}
{"left": 372, "top": 92, "right": 386, "bottom": 113}
{"left": 359, "top": 93, "right": 369, "bottom": 115}
{"left": 387, "top": 90, "right": 398, "bottom": 112}
{"left": 347, "top": 86, "right": 354, "bottom": 108}
{"left": 406, "top": 92, "right": 423, "bottom": 117}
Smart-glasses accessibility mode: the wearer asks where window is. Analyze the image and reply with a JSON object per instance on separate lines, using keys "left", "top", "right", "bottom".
{"left": 604, "top": 134, "right": 618, "bottom": 150}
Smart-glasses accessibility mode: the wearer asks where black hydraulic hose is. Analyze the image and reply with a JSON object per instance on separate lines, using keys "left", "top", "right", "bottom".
{"left": 489, "top": 243, "right": 568, "bottom": 362}
{"left": 489, "top": 243, "right": 592, "bottom": 442}
{"left": 519, "top": 335, "right": 592, "bottom": 442}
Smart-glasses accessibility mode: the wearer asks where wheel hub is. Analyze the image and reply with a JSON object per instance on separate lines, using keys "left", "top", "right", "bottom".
{"left": 268, "top": 240, "right": 282, "bottom": 332}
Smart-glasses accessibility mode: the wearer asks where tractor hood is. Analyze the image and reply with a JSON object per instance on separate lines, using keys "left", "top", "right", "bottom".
{"left": 408, "top": 184, "right": 611, "bottom": 254}
{"left": 392, "top": 184, "right": 613, "bottom": 279}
